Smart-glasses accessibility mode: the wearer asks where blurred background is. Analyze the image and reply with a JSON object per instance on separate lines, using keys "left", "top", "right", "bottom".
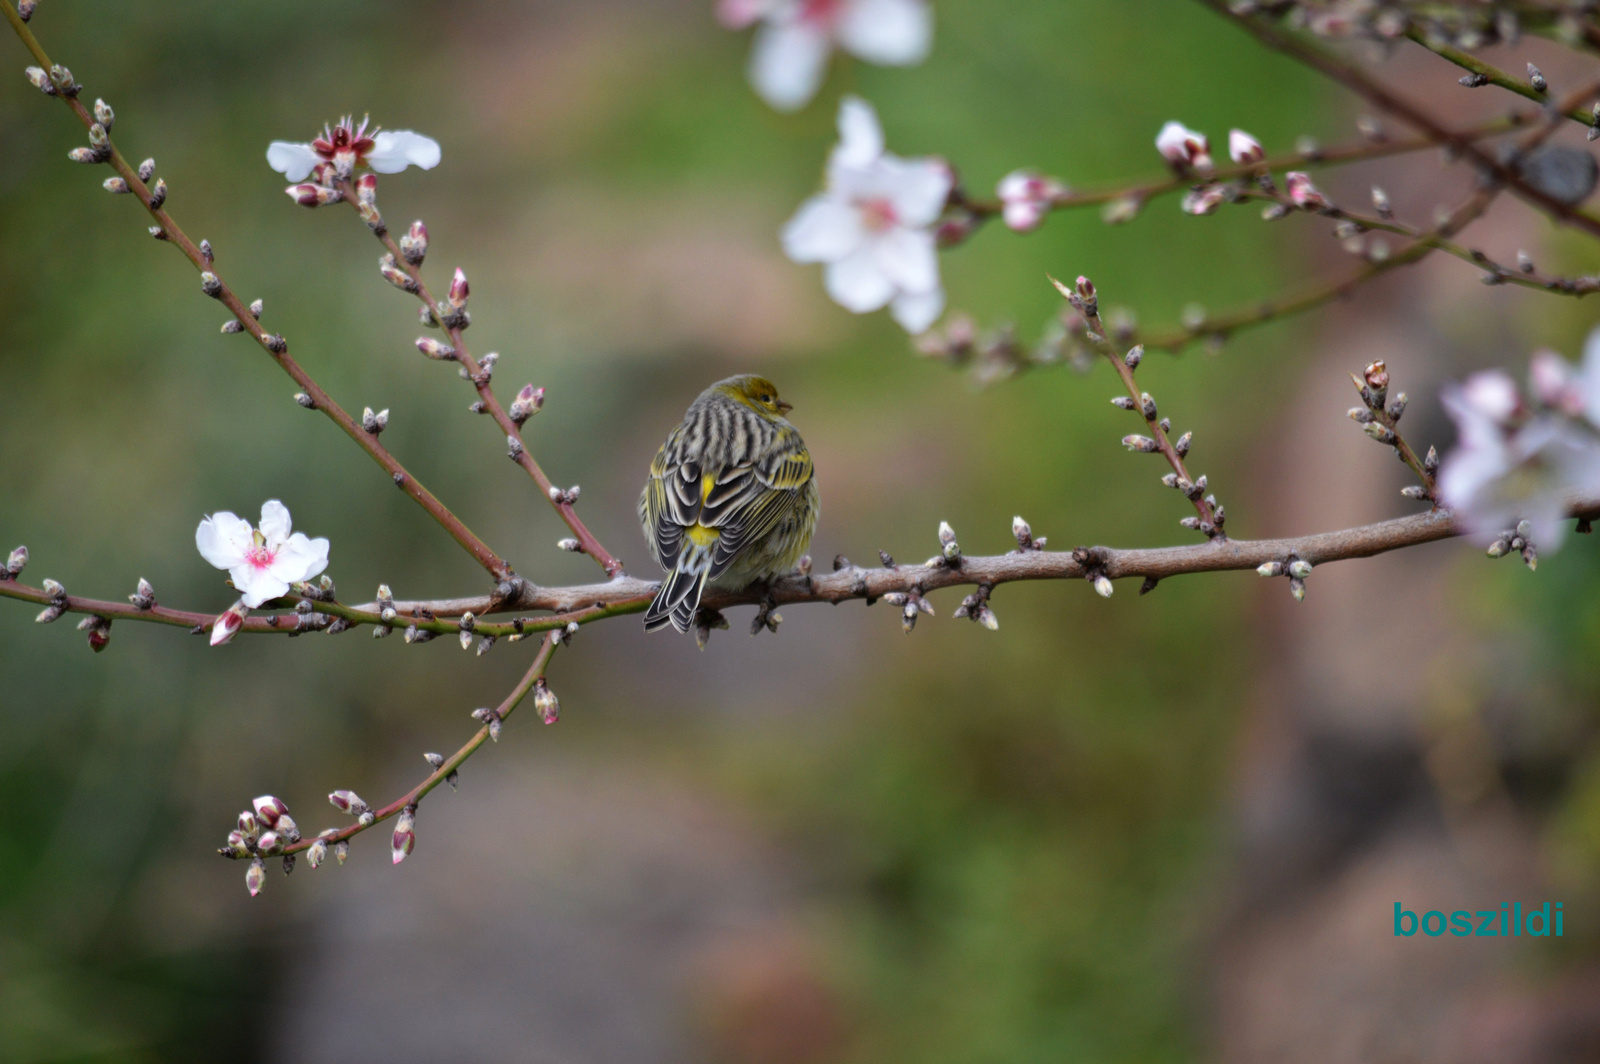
{"left": 4, "top": 1, "right": 1600, "bottom": 1060}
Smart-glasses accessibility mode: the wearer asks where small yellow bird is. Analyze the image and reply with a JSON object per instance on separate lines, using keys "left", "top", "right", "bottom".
{"left": 639, "top": 375, "right": 820, "bottom": 633}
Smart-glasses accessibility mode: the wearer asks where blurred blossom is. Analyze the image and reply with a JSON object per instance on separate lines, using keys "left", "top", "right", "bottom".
{"left": 1439, "top": 341, "right": 1600, "bottom": 550}
{"left": 996, "top": 170, "right": 1065, "bottom": 232}
{"left": 267, "top": 116, "right": 440, "bottom": 182}
{"left": 719, "top": 0, "right": 932, "bottom": 112}
{"left": 1155, "top": 121, "right": 1211, "bottom": 171}
{"left": 782, "top": 96, "right": 950, "bottom": 333}
{"left": 195, "top": 500, "right": 330, "bottom": 608}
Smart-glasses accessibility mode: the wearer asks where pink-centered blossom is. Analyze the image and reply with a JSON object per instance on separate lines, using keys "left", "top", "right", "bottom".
{"left": 782, "top": 96, "right": 951, "bottom": 333}
{"left": 267, "top": 116, "right": 440, "bottom": 183}
{"left": 996, "top": 170, "right": 1066, "bottom": 232}
{"left": 1155, "top": 121, "right": 1212, "bottom": 172}
{"left": 720, "top": 0, "right": 932, "bottom": 112}
{"left": 196, "top": 500, "right": 330, "bottom": 609}
{"left": 1438, "top": 339, "right": 1600, "bottom": 551}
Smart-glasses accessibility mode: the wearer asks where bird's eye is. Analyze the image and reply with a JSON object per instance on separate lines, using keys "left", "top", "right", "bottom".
{"left": 760, "top": 394, "right": 772, "bottom": 403}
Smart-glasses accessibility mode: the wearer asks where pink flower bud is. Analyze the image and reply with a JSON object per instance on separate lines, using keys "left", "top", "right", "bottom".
{"left": 285, "top": 183, "right": 338, "bottom": 208}
{"left": 246, "top": 858, "right": 265, "bottom": 897}
{"left": 448, "top": 267, "right": 469, "bottom": 308}
{"left": 509, "top": 384, "right": 544, "bottom": 424}
{"left": 534, "top": 677, "right": 560, "bottom": 725}
{"left": 253, "top": 795, "right": 288, "bottom": 827}
{"left": 328, "top": 789, "right": 368, "bottom": 816}
{"left": 237, "top": 810, "right": 259, "bottom": 840}
{"left": 391, "top": 809, "right": 416, "bottom": 865}
{"left": 256, "top": 830, "right": 282, "bottom": 855}
{"left": 416, "top": 337, "right": 456, "bottom": 360}
{"left": 211, "top": 601, "right": 248, "bottom": 646}
{"left": 355, "top": 172, "right": 377, "bottom": 206}
{"left": 1181, "top": 184, "right": 1227, "bottom": 216}
{"left": 225, "top": 830, "right": 252, "bottom": 857}
{"left": 1228, "top": 129, "right": 1265, "bottom": 165}
{"left": 400, "top": 219, "right": 428, "bottom": 265}
{"left": 1285, "top": 172, "right": 1329, "bottom": 210}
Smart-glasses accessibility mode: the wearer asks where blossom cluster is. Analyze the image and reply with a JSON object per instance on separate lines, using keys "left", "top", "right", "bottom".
{"left": 1438, "top": 330, "right": 1600, "bottom": 555}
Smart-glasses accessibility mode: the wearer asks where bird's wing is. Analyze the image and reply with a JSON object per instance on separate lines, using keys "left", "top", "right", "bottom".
{"left": 644, "top": 432, "right": 704, "bottom": 571}
{"left": 701, "top": 445, "right": 814, "bottom": 577}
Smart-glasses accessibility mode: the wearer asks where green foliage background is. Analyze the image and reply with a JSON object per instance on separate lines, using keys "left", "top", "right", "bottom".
{"left": 2, "top": 2, "right": 1596, "bottom": 1061}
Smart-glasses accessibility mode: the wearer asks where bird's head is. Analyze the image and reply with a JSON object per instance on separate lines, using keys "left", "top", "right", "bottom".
{"left": 715, "top": 374, "right": 793, "bottom": 416}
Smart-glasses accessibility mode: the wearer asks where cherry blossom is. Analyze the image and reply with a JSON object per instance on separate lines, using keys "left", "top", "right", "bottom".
{"left": 1438, "top": 351, "right": 1600, "bottom": 552}
{"left": 1155, "top": 121, "right": 1212, "bottom": 172}
{"left": 195, "top": 500, "right": 330, "bottom": 609}
{"left": 782, "top": 96, "right": 951, "bottom": 333}
{"left": 266, "top": 116, "right": 440, "bottom": 183}
{"left": 996, "top": 170, "right": 1066, "bottom": 232}
{"left": 719, "top": 0, "right": 932, "bottom": 112}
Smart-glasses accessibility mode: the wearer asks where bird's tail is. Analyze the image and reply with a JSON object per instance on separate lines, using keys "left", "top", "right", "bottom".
{"left": 644, "top": 554, "right": 712, "bottom": 633}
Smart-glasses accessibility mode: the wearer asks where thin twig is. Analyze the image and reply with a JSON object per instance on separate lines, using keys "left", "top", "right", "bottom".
{"left": 0, "top": 2, "right": 517, "bottom": 584}
{"left": 1403, "top": 28, "right": 1591, "bottom": 126}
{"left": 333, "top": 180, "right": 624, "bottom": 576}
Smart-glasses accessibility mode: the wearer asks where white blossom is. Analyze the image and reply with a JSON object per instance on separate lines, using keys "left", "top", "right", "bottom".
{"left": 782, "top": 96, "right": 951, "bottom": 333}
{"left": 1438, "top": 357, "right": 1600, "bottom": 551}
{"left": 996, "top": 170, "right": 1065, "bottom": 232}
{"left": 196, "top": 500, "right": 330, "bottom": 609}
{"left": 267, "top": 116, "right": 440, "bottom": 183}
{"left": 720, "top": 0, "right": 932, "bottom": 112}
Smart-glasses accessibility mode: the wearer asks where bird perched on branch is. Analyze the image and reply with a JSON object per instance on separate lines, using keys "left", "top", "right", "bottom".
{"left": 639, "top": 374, "right": 820, "bottom": 634}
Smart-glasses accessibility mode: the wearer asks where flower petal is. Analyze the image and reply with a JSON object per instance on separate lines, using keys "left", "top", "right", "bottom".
{"left": 273, "top": 533, "right": 331, "bottom": 585}
{"left": 782, "top": 195, "right": 865, "bottom": 262}
{"left": 366, "top": 131, "right": 442, "bottom": 174}
{"left": 823, "top": 246, "right": 895, "bottom": 313}
{"left": 891, "top": 285, "right": 944, "bottom": 334}
{"left": 749, "top": 21, "right": 831, "bottom": 112}
{"left": 718, "top": 0, "right": 768, "bottom": 29}
{"left": 870, "top": 226, "right": 938, "bottom": 294}
{"left": 233, "top": 567, "right": 290, "bottom": 610}
{"left": 196, "top": 512, "right": 252, "bottom": 570}
{"left": 1582, "top": 325, "right": 1600, "bottom": 427}
{"left": 838, "top": 0, "right": 932, "bottom": 65}
{"left": 880, "top": 155, "right": 951, "bottom": 227}
{"left": 258, "top": 500, "right": 293, "bottom": 546}
{"left": 832, "top": 95, "right": 885, "bottom": 170}
{"left": 266, "top": 141, "right": 321, "bottom": 182}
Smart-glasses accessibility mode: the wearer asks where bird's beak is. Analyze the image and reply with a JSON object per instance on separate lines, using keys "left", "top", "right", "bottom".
{"left": 776, "top": 399, "right": 793, "bottom": 413}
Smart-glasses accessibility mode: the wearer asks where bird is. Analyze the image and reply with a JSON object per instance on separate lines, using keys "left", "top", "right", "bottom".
{"left": 639, "top": 374, "right": 820, "bottom": 634}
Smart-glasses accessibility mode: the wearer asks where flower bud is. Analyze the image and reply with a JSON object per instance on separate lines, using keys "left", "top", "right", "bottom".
{"left": 1174, "top": 431, "right": 1193, "bottom": 456}
{"left": 392, "top": 808, "right": 416, "bottom": 865}
{"left": 225, "top": 830, "right": 252, "bottom": 857}
{"left": 246, "top": 858, "right": 265, "bottom": 897}
{"left": 103, "top": 176, "right": 129, "bottom": 194}
{"left": 329, "top": 790, "right": 369, "bottom": 816}
{"left": 335, "top": 840, "right": 350, "bottom": 864}
{"left": 6, "top": 546, "right": 27, "bottom": 577}
{"left": 534, "top": 678, "right": 560, "bottom": 725}
{"left": 93, "top": 98, "right": 115, "bottom": 129}
{"left": 287, "top": 183, "right": 339, "bottom": 207}
{"left": 1287, "top": 559, "right": 1313, "bottom": 579}
{"left": 255, "top": 830, "right": 282, "bottom": 855}
{"left": 509, "top": 384, "right": 544, "bottom": 424}
{"left": 379, "top": 253, "right": 417, "bottom": 292}
{"left": 1289, "top": 577, "right": 1307, "bottom": 602}
{"left": 1285, "top": 172, "right": 1329, "bottom": 210}
{"left": 237, "top": 810, "right": 260, "bottom": 840}
{"left": 275, "top": 813, "right": 300, "bottom": 842}
{"left": 307, "top": 838, "right": 328, "bottom": 869}
{"left": 149, "top": 177, "right": 167, "bottom": 209}
{"left": 1228, "top": 129, "right": 1264, "bottom": 165}
{"left": 938, "top": 521, "right": 960, "bottom": 561}
{"left": 1122, "top": 435, "right": 1159, "bottom": 453}
{"left": 416, "top": 337, "right": 456, "bottom": 360}
{"left": 355, "top": 171, "right": 377, "bottom": 206}
{"left": 1092, "top": 574, "right": 1114, "bottom": 598}
{"left": 1257, "top": 561, "right": 1283, "bottom": 577}
{"left": 448, "top": 267, "right": 470, "bottom": 308}
{"left": 253, "top": 795, "right": 288, "bottom": 827}
{"left": 137, "top": 158, "right": 155, "bottom": 182}
{"left": 200, "top": 271, "right": 222, "bottom": 298}
{"left": 1181, "top": 184, "right": 1226, "bottom": 216}
{"left": 211, "top": 601, "right": 248, "bottom": 646}
{"left": 400, "top": 220, "right": 428, "bottom": 265}
{"left": 67, "top": 147, "right": 100, "bottom": 164}
{"left": 25, "top": 66, "right": 53, "bottom": 94}
{"left": 1155, "top": 121, "right": 1212, "bottom": 171}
